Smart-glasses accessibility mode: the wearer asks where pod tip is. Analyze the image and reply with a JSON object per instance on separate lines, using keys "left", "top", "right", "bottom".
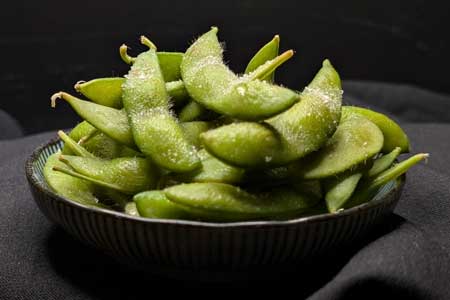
{"left": 283, "top": 49, "right": 295, "bottom": 58}
{"left": 323, "top": 59, "right": 332, "bottom": 67}
{"left": 273, "top": 34, "right": 280, "bottom": 42}
{"left": 74, "top": 80, "right": 86, "bottom": 91}
{"left": 210, "top": 26, "right": 219, "bottom": 33}
{"left": 50, "top": 92, "right": 63, "bottom": 108}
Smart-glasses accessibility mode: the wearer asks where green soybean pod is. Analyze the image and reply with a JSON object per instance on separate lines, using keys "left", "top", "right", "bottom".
{"left": 342, "top": 106, "right": 410, "bottom": 153}
{"left": 298, "top": 112, "right": 384, "bottom": 179}
{"left": 181, "top": 27, "right": 298, "bottom": 120}
{"left": 365, "top": 147, "right": 402, "bottom": 178}
{"left": 75, "top": 78, "right": 189, "bottom": 108}
{"left": 175, "top": 149, "right": 245, "bottom": 184}
{"left": 60, "top": 122, "right": 97, "bottom": 156}
{"left": 164, "top": 183, "right": 319, "bottom": 221}
{"left": 178, "top": 101, "right": 206, "bottom": 122}
{"left": 157, "top": 52, "right": 184, "bottom": 81}
{"left": 133, "top": 190, "right": 191, "bottom": 219}
{"left": 58, "top": 130, "right": 96, "bottom": 158}
{"left": 57, "top": 155, "right": 159, "bottom": 194}
{"left": 122, "top": 47, "right": 199, "bottom": 172}
{"left": 201, "top": 59, "right": 342, "bottom": 167}
{"left": 74, "top": 78, "right": 123, "bottom": 108}
{"left": 179, "top": 121, "right": 213, "bottom": 148}
{"left": 345, "top": 153, "right": 429, "bottom": 208}
{"left": 60, "top": 123, "right": 140, "bottom": 159}
{"left": 120, "top": 39, "right": 184, "bottom": 82}
{"left": 44, "top": 153, "right": 102, "bottom": 206}
{"left": 51, "top": 92, "right": 136, "bottom": 148}
{"left": 324, "top": 171, "right": 363, "bottom": 213}
{"left": 124, "top": 202, "right": 140, "bottom": 217}
{"left": 245, "top": 35, "right": 280, "bottom": 82}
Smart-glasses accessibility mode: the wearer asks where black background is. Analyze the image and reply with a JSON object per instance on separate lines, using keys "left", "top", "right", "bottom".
{"left": 1, "top": 0, "right": 449, "bottom": 134}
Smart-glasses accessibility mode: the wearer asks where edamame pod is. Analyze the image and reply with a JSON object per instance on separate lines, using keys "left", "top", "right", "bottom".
{"left": 365, "top": 147, "right": 402, "bottom": 178}
{"left": 51, "top": 92, "right": 136, "bottom": 148}
{"left": 342, "top": 106, "right": 410, "bottom": 153}
{"left": 58, "top": 155, "right": 158, "bottom": 194}
{"left": 122, "top": 47, "right": 199, "bottom": 172}
{"left": 61, "top": 121, "right": 97, "bottom": 155}
{"left": 74, "top": 78, "right": 123, "bottom": 108}
{"left": 124, "top": 202, "right": 140, "bottom": 216}
{"left": 181, "top": 27, "right": 298, "bottom": 120}
{"left": 60, "top": 127, "right": 140, "bottom": 159}
{"left": 52, "top": 93, "right": 211, "bottom": 152}
{"left": 75, "top": 78, "right": 189, "bottom": 108}
{"left": 44, "top": 153, "right": 101, "bottom": 206}
{"left": 164, "top": 183, "right": 319, "bottom": 221}
{"left": 58, "top": 130, "right": 95, "bottom": 158}
{"left": 298, "top": 112, "right": 384, "bottom": 179}
{"left": 245, "top": 35, "right": 280, "bottom": 82}
{"left": 201, "top": 59, "right": 342, "bottom": 167}
{"left": 133, "top": 190, "right": 191, "bottom": 219}
{"left": 324, "top": 171, "right": 363, "bottom": 213}
{"left": 179, "top": 121, "right": 213, "bottom": 148}
{"left": 175, "top": 149, "right": 245, "bottom": 184}
{"left": 178, "top": 101, "right": 206, "bottom": 122}
{"left": 120, "top": 40, "right": 184, "bottom": 82}
{"left": 345, "top": 153, "right": 429, "bottom": 208}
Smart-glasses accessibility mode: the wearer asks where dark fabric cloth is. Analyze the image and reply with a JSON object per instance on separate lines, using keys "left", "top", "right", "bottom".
{"left": 1, "top": 81, "right": 450, "bottom": 299}
{"left": 0, "top": 110, "right": 23, "bottom": 140}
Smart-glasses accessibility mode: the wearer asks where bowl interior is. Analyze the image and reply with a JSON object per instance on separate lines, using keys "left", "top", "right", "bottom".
{"left": 27, "top": 139, "right": 402, "bottom": 225}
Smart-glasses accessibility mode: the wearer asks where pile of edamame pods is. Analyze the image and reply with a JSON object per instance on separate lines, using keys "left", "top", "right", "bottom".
{"left": 46, "top": 27, "right": 428, "bottom": 222}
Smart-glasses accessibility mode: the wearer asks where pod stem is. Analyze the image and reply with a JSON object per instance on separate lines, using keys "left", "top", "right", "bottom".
{"left": 74, "top": 80, "right": 86, "bottom": 92}
{"left": 79, "top": 129, "right": 99, "bottom": 145}
{"left": 245, "top": 49, "right": 294, "bottom": 81}
{"left": 54, "top": 158, "right": 130, "bottom": 194}
{"left": 50, "top": 92, "right": 63, "bottom": 108}
{"left": 140, "top": 35, "right": 157, "bottom": 50}
{"left": 57, "top": 130, "right": 95, "bottom": 158}
{"left": 119, "top": 44, "right": 136, "bottom": 65}
{"left": 50, "top": 91, "right": 78, "bottom": 108}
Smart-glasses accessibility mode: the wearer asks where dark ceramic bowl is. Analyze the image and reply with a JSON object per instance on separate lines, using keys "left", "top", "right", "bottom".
{"left": 26, "top": 138, "right": 404, "bottom": 280}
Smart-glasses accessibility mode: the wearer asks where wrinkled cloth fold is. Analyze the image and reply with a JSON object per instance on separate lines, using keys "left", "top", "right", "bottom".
{"left": 0, "top": 81, "right": 449, "bottom": 299}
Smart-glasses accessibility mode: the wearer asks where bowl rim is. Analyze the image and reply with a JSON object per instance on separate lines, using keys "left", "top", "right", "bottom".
{"left": 25, "top": 137, "right": 404, "bottom": 228}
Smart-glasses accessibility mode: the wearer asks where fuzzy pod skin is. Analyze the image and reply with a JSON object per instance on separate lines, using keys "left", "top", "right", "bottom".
{"left": 179, "top": 121, "right": 213, "bottom": 149}
{"left": 75, "top": 78, "right": 189, "bottom": 108}
{"left": 201, "top": 59, "right": 342, "bottom": 167}
{"left": 59, "top": 155, "right": 159, "bottom": 195}
{"left": 245, "top": 35, "right": 280, "bottom": 82}
{"left": 324, "top": 171, "right": 363, "bottom": 213}
{"left": 180, "top": 27, "right": 298, "bottom": 120}
{"left": 178, "top": 101, "right": 206, "bottom": 122}
{"left": 297, "top": 112, "right": 384, "bottom": 179}
{"left": 345, "top": 153, "right": 428, "bottom": 208}
{"left": 174, "top": 149, "right": 245, "bottom": 184}
{"left": 61, "top": 122, "right": 139, "bottom": 159}
{"left": 164, "top": 182, "right": 319, "bottom": 221}
{"left": 365, "top": 147, "right": 402, "bottom": 178}
{"left": 44, "top": 153, "right": 101, "bottom": 206}
{"left": 51, "top": 92, "right": 136, "bottom": 148}
{"left": 134, "top": 190, "right": 191, "bottom": 219}
{"left": 122, "top": 49, "right": 199, "bottom": 172}
{"left": 342, "top": 106, "right": 410, "bottom": 153}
